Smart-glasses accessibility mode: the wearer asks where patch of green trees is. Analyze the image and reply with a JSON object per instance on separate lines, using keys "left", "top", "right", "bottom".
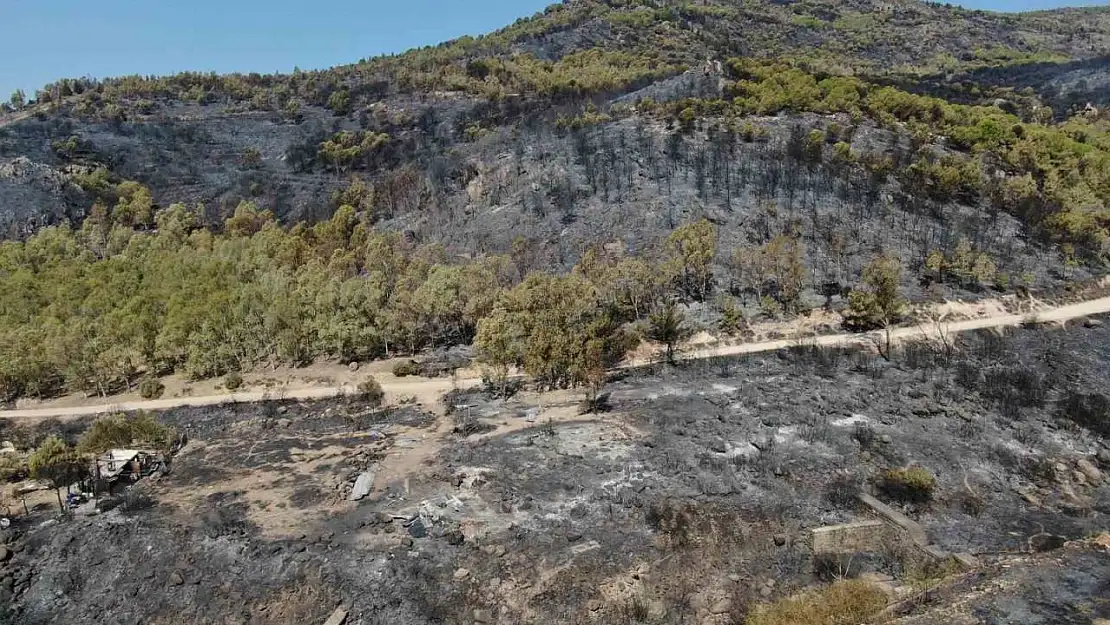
{"left": 0, "top": 204, "right": 733, "bottom": 401}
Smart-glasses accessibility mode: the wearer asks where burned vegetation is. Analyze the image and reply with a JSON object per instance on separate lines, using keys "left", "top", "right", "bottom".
{"left": 0, "top": 318, "right": 1107, "bottom": 624}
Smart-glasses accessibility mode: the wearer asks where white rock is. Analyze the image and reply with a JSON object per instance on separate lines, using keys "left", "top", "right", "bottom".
{"left": 348, "top": 470, "right": 376, "bottom": 501}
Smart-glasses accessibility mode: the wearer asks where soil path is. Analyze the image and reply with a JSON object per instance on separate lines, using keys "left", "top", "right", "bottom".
{"left": 4, "top": 294, "right": 1110, "bottom": 420}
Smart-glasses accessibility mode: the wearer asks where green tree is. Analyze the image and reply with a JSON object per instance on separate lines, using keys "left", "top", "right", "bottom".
{"left": 666, "top": 219, "right": 717, "bottom": 302}
{"left": 77, "top": 412, "right": 174, "bottom": 457}
{"left": 9, "top": 89, "right": 25, "bottom": 109}
{"left": 28, "top": 436, "right": 85, "bottom": 512}
{"left": 647, "top": 300, "right": 691, "bottom": 365}
{"left": 845, "top": 256, "right": 905, "bottom": 356}
{"left": 474, "top": 306, "right": 523, "bottom": 395}
{"left": 719, "top": 298, "right": 746, "bottom": 336}
{"left": 224, "top": 201, "right": 276, "bottom": 237}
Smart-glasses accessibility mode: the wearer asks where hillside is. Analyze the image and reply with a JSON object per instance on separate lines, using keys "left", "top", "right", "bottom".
{"left": 3, "top": 3, "right": 1110, "bottom": 625}
{"left": 1, "top": 0, "right": 1110, "bottom": 401}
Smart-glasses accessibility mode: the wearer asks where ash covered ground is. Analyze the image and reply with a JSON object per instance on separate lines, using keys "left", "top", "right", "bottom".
{"left": 2, "top": 320, "right": 1110, "bottom": 625}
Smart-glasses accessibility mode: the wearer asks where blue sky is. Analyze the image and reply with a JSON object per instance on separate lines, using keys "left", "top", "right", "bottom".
{"left": 2, "top": 0, "right": 1106, "bottom": 100}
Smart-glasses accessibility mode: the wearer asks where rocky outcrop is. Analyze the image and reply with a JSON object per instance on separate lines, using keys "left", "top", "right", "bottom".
{"left": 0, "top": 157, "right": 85, "bottom": 236}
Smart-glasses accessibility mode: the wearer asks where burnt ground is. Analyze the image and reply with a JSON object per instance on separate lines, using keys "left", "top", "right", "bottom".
{"left": 3, "top": 320, "right": 1110, "bottom": 625}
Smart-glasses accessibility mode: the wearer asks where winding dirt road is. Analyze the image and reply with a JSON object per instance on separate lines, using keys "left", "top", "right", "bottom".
{"left": 3, "top": 294, "right": 1110, "bottom": 420}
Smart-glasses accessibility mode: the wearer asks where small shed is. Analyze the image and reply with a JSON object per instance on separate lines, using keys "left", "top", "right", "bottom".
{"left": 96, "top": 449, "right": 143, "bottom": 480}
{"left": 93, "top": 449, "right": 164, "bottom": 494}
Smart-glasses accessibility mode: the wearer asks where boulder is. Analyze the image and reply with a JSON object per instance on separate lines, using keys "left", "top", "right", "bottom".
{"left": 168, "top": 571, "right": 185, "bottom": 586}
{"left": 407, "top": 519, "right": 427, "bottom": 539}
{"left": 1084, "top": 318, "right": 1104, "bottom": 328}
{"left": 1097, "top": 448, "right": 1110, "bottom": 467}
{"left": 453, "top": 568, "right": 470, "bottom": 580}
{"left": 1077, "top": 458, "right": 1103, "bottom": 484}
{"left": 710, "top": 599, "right": 732, "bottom": 615}
{"left": 0, "top": 546, "right": 10, "bottom": 562}
{"left": 348, "top": 361, "right": 360, "bottom": 372}
{"left": 1030, "top": 533, "right": 1067, "bottom": 552}
{"left": 348, "top": 470, "right": 377, "bottom": 501}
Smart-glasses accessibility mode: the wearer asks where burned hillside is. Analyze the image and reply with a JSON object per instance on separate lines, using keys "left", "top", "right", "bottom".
{"left": 2, "top": 319, "right": 1109, "bottom": 624}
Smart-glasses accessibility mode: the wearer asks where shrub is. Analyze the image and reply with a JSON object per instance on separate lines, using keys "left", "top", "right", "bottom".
{"left": 357, "top": 376, "right": 385, "bottom": 408}
{"left": 745, "top": 579, "right": 887, "bottom": 625}
{"left": 852, "top": 423, "right": 876, "bottom": 450}
{"left": 224, "top": 372, "right": 244, "bottom": 391}
{"left": 138, "top": 377, "right": 165, "bottom": 400}
{"left": 392, "top": 360, "right": 422, "bottom": 378}
{"left": 982, "top": 366, "right": 1046, "bottom": 416}
{"left": 813, "top": 552, "right": 863, "bottom": 582}
{"left": 78, "top": 412, "right": 176, "bottom": 454}
{"left": 1057, "top": 390, "right": 1110, "bottom": 437}
{"left": 874, "top": 466, "right": 936, "bottom": 504}
{"left": 825, "top": 471, "right": 862, "bottom": 508}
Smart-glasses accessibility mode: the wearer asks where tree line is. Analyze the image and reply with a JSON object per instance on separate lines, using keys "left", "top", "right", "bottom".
{"left": 0, "top": 178, "right": 917, "bottom": 404}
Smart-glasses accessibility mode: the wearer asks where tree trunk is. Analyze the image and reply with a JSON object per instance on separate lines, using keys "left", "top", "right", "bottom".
{"left": 55, "top": 487, "right": 64, "bottom": 513}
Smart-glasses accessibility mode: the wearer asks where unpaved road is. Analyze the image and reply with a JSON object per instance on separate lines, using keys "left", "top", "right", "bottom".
{"left": 4, "top": 295, "right": 1110, "bottom": 420}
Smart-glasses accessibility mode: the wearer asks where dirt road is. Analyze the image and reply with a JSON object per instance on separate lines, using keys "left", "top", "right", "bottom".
{"left": 4, "top": 295, "right": 1110, "bottom": 420}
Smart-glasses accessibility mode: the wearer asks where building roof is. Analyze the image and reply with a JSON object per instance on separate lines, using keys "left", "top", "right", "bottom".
{"left": 95, "top": 449, "right": 141, "bottom": 479}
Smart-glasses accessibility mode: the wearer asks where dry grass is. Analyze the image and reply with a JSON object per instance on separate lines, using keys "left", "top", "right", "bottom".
{"left": 143, "top": 578, "right": 336, "bottom": 625}
{"left": 250, "top": 579, "right": 337, "bottom": 625}
{"left": 745, "top": 580, "right": 887, "bottom": 625}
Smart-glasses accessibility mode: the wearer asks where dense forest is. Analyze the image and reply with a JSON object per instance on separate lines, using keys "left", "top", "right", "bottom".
{"left": 2, "top": 0, "right": 1110, "bottom": 402}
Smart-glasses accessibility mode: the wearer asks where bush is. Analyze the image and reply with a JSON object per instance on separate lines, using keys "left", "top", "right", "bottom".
{"left": 78, "top": 412, "right": 176, "bottom": 454}
{"left": 874, "top": 466, "right": 936, "bottom": 504}
{"left": 391, "top": 360, "right": 422, "bottom": 378}
{"left": 745, "top": 579, "right": 887, "bottom": 625}
{"left": 357, "top": 376, "right": 385, "bottom": 408}
{"left": 1057, "top": 391, "right": 1110, "bottom": 437}
{"left": 824, "top": 471, "right": 862, "bottom": 508}
{"left": 138, "top": 377, "right": 165, "bottom": 400}
{"left": 224, "top": 372, "right": 244, "bottom": 391}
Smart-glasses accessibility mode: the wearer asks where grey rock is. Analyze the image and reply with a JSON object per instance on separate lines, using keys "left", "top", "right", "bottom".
{"left": 407, "top": 519, "right": 427, "bottom": 538}
{"left": 348, "top": 470, "right": 377, "bottom": 501}
{"left": 710, "top": 599, "right": 732, "bottom": 615}
{"left": 348, "top": 361, "right": 360, "bottom": 371}
{"left": 453, "top": 568, "right": 470, "bottom": 580}
{"left": 1097, "top": 448, "right": 1110, "bottom": 467}
{"left": 773, "top": 533, "right": 787, "bottom": 547}
{"left": 1077, "top": 458, "right": 1103, "bottom": 484}
{"left": 1084, "top": 318, "right": 1104, "bottom": 328}
{"left": 0, "top": 546, "right": 10, "bottom": 562}
{"left": 473, "top": 609, "right": 493, "bottom": 623}
{"left": 168, "top": 571, "right": 185, "bottom": 586}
